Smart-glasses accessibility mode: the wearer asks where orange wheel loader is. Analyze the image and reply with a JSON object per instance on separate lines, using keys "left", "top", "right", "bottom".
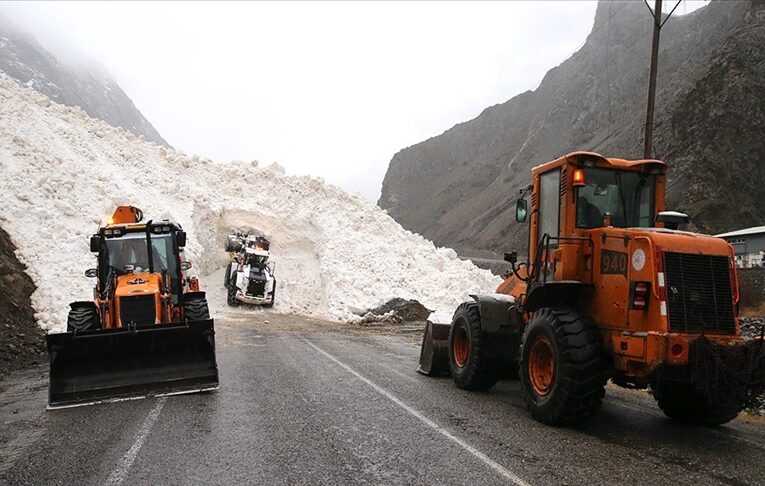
{"left": 419, "top": 151, "right": 765, "bottom": 426}
{"left": 46, "top": 206, "right": 219, "bottom": 408}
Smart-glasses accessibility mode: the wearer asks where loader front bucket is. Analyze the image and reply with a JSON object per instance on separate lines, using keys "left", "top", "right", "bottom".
{"left": 417, "top": 320, "right": 451, "bottom": 376}
{"left": 46, "top": 320, "right": 218, "bottom": 409}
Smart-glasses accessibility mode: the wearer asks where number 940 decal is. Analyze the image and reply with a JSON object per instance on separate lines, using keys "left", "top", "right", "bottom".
{"left": 600, "top": 249, "right": 628, "bottom": 276}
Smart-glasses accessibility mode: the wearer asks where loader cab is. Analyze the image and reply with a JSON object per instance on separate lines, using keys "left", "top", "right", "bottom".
{"left": 519, "top": 151, "right": 666, "bottom": 283}
{"left": 574, "top": 167, "right": 657, "bottom": 229}
{"left": 92, "top": 221, "right": 187, "bottom": 304}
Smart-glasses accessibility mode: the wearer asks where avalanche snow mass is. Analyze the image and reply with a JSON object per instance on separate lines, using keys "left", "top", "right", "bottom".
{"left": 0, "top": 75, "right": 501, "bottom": 332}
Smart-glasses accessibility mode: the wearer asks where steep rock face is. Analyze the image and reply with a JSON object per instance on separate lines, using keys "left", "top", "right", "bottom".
{"left": 0, "top": 14, "right": 168, "bottom": 147}
{"left": 379, "top": 0, "right": 763, "bottom": 256}
{"left": 0, "top": 226, "right": 43, "bottom": 374}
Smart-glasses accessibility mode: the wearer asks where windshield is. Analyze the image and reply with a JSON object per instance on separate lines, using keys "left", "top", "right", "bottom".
{"left": 101, "top": 232, "right": 181, "bottom": 301}
{"left": 576, "top": 168, "right": 655, "bottom": 229}
{"left": 104, "top": 232, "right": 174, "bottom": 273}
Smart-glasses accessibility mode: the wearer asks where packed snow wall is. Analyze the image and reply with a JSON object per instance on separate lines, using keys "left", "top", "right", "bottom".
{"left": 0, "top": 76, "right": 501, "bottom": 332}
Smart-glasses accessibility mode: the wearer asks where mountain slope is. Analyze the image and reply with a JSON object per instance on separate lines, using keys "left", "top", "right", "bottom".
{"left": 378, "top": 0, "right": 764, "bottom": 256}
{"left": 0, "top": 14, "right": 169, "bottom": 147}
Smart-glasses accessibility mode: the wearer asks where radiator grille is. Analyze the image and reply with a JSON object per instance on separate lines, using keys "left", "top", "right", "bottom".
{"left": 120, "top": 295, "right": 156, "bottom": 326}
{"left": 247, "top": 279, "right": 266, "bottom": 297}
{"left": 664, "top": 252, "right": 735, "bottom": 334}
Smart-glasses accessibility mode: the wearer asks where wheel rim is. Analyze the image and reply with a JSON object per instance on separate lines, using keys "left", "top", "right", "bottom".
{"left": 529, "top": 336, "right": 555, "bottom": 396}
{"left": 453, "top": 324, "right": 469, "bottom": 367}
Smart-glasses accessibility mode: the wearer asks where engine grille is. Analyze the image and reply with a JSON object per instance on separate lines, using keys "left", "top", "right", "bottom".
{"left": 247, "top": 278, "right": 267, "bottom": 297}
{"left": 120, "top": 295, "right": 156, "bottom": 326}
{"left": 663, "top": 252, "right": 735, "bottom": 334}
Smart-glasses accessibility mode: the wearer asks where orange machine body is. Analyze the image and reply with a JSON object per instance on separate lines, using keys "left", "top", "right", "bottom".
{"left": 498, "top": 152, "right": 743, "bottom": 382}
{"left": 91, "top": 206, "right": 195, "bottom": 329}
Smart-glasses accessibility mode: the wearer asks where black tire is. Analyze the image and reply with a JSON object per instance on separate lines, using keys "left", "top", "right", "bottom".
{"left": 224, "top": 263, "right": 232, "bottom": 289}
{"left": 184, "top": 295, "right": 210, "bottom": 321}
{"left": 520, "top": 307, "right": 606, "bottom": 425}
{"left": 263, "top": 279, "right": 275, "bottom": 308}
{"left": 448, "top": 302, "right": 499, "bottom": 391}
{"left": 653, "top": 381, "right": 741, "bottom": 426}
{"left": 227, "top": 273, "right": 239, "bottom": 307}
{"left": 66, "top": 304, "right": 98, "bottom": 332}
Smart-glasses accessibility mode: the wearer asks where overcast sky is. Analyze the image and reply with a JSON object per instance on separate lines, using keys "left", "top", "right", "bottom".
{"left": 1, "top": 1, "right": 708, "bottom": 201}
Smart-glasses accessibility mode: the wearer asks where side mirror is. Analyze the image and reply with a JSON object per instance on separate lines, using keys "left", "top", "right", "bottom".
{"left": 180, "top": 261, "right": 192, "bottom": 271}
{"left": 176, "top": 231, "right": 187, "bottom": 248}
{"left": 656, "top": 211, "right": 690, "bottom": 230}
{"left": 503, "top": 251, "right": 518, "bottom": 264}
{"left": 85, "top": 268, "right": 98, "bottom": 278}
{"left": 515, "top": 199, "right": 528, "bottom": 223}
{"left": 90, "top": 236, "right": 101, "bottom": 253}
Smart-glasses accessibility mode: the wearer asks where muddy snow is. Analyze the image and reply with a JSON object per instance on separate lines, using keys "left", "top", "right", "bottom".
{"left": 0, "top": 75, "right": 501, "bottom": 332}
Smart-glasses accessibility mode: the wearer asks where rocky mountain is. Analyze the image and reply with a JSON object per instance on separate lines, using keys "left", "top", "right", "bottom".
{"left": 379, "top": 0, "right": 765, "bottom": 257}
{"left": 0, "top": 14, "right": 168, "bottom": 147}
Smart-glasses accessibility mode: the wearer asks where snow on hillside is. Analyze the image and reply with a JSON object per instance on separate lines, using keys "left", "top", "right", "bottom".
{"left": 0, "top": 75, "right": 501, "bottom": 332}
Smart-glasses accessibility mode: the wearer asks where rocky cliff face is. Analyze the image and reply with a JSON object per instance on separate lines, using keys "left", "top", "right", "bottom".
{"left": 379, "top": 0, "right": 764, "bottom": 257}
{"left": 0, "top": 227, "right": 43, "bottom": 374}
{"left": 0, "top": 14, "right": 168, "bottom": 147}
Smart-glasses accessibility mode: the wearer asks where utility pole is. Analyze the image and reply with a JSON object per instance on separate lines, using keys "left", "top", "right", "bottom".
{"left": 643, "top": 0, "right": 662, "bottom": 159}
{"left": 643, "top": 0, "right": 682, "bottom": 159}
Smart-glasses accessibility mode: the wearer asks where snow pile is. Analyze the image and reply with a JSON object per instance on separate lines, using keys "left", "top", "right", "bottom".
{"left": 0, "top": 75, "right": 501, "bottom": 332}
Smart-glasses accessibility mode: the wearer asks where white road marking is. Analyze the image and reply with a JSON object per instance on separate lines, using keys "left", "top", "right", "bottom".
{"left": 302, "top": 338, "right": 530, "bottom": 486}
{"left": 105, "top": 397, "right": 167, "bottom": 486}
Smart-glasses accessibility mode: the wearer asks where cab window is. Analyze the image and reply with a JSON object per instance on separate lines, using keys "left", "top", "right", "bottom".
{"left": 538, "top": 170, "right": 561, "bottom": 245}
{"left": 576, "top": 168, "right": 655, "bottom": 229}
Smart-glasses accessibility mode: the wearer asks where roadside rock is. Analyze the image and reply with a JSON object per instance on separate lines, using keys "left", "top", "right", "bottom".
{"left": 738, "top": 317, "right": 765, "bottom": 415}
{"left": 740, "top": 317, "right": 765, "bottom": 340}
{"left": 359, "top": 298, "right": 432, "bottom": 325}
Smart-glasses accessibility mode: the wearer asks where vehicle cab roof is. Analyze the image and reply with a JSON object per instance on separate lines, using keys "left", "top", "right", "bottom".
{"left": 531, "top": 151, "right": 666, "bottom": 176}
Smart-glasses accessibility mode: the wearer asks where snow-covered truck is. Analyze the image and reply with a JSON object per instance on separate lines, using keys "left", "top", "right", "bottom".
{"left": 223, "top": 234, "right": 276, "bottom": 307}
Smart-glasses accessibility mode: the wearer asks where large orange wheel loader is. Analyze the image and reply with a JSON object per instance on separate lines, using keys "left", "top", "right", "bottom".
{"left": 46, "top": 206, "right": 219, "bottom": 408}
{"left": 419, "top": 152, "right": 765, "bottom": 426}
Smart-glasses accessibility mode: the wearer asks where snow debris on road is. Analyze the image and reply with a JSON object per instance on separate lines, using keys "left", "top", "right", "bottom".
{"left": 0, "top": 76, "right": 501, "bottom": 332}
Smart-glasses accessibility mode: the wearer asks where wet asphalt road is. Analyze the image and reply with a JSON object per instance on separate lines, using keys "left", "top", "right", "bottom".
{"left": 1, "top": 313, "right": 765, "bottom": 485}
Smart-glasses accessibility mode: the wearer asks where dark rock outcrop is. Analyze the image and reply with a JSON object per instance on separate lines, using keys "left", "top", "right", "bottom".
{"left": 379, "top": 1, "right": 764, "bottom": 256}
{"left": 359, "top": 298, "right": 432, "bottom": 324}
{"left": 0, "top": 226, "right": 43, "bottom": 374}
